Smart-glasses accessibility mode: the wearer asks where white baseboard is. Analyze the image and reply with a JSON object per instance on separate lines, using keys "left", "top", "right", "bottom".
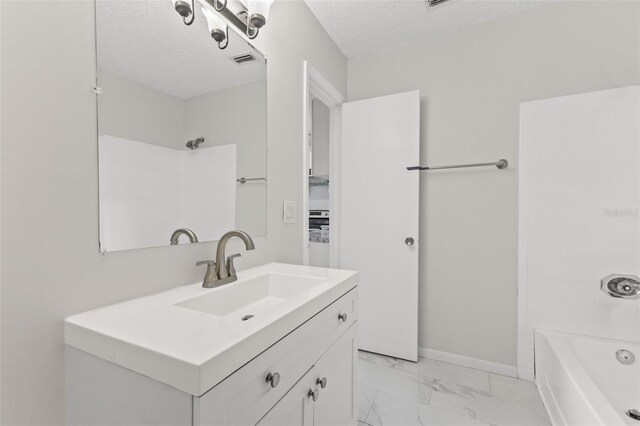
{"left": 419, "top": 347, "right": 518, "bottom": 378}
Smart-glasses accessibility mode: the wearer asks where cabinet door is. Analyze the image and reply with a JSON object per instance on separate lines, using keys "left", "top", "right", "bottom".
{"left": 257, "top": 368, "right": 316, "bottom": 426}
{"left": 313, "top": 325, "right": 357, "bottom": 426}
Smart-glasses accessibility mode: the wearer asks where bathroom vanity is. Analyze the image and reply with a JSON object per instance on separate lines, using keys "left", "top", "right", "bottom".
{"left": 65, "top": 263, "right": 358, "bottom": 426}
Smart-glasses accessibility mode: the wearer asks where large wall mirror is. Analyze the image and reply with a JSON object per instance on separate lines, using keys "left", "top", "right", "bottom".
{"left": 96, "top": 0, "right": 267, "bottom": 253}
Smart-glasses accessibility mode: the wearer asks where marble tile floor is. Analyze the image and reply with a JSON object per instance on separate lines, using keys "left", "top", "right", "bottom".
{"left": 357, "top": 351, "right": 551, "bottom": 426}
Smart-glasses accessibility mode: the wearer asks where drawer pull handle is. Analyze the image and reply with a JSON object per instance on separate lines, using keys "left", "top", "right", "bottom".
{"left": 308, "top": 388, "right": 319, "bottom": 401}
{"left": 265, "top": 372, "right": 280, "bottom": 388}
{"left": 338, "top": 312, "right": 348, "bottom": 323}
{"left": 316, "top": 377, "right": 327, "bottom": 389}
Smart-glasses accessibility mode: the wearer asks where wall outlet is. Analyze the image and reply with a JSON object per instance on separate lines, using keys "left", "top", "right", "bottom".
{"left": 283, "top": 201, "right": 296, "bottom": 223}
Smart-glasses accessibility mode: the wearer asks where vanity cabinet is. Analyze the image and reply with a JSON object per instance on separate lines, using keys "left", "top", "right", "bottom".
{"left": 67, "top": 285, "right": 357, "bottom": 426}
{"left": 258, "top": 325, "right": 356, "bottom": 426}
{"left": 257, "top": 367, "right": 316, "bottom": 426}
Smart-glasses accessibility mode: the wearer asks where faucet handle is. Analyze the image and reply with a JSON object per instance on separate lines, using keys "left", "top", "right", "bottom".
{"left": 197, "top": 260, "right": 218, "bottom": 288}
{"left": 226, "top": 254, "right": 242, "bottom": 277}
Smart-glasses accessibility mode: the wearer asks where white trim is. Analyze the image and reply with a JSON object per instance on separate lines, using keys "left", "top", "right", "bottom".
{"left": 517, "top": 102, "right": 535, "bottom": 381}
{"left": 0, "top": 2, "right": 3, "bottom": 418}
{"left": 307, "top": 66, "right": 345, "bottom": 109}
{"left": 419, "top": 347, "right": 519, "bottom": 379}
{"left": 328, "top": 106, "right": 342, "bottom": 268}
{"left": 301, "top": 62, "right": 310, "bottom": 266}
{"left": 302, "top": 61, "right": 345, "bottom": 267}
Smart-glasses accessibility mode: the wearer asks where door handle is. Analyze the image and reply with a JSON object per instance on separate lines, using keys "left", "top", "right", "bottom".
{"left": 405, "top": 237, "right": 415, "bottom": 246}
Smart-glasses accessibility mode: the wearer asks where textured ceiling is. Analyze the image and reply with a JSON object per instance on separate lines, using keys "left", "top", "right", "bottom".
{"left": 97, "top": 0, "right": 265, "bottom": 99}
{"left": 304, "top": 0, "right": 553, "bottom": 58}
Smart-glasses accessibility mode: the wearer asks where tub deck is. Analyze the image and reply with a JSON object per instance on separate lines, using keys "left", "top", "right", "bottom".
{"left": 535, "top": 330, "right": 640, "bottom": 426}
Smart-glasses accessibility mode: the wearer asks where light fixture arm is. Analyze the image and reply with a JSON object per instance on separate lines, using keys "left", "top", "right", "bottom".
{"left": 213, "top": 0, "right": 227, "bottom": 12}
{"left": 183, "top": 0, "right": 196, "bottom": 25}
{"left": 218, "top": 26, "right": 229, "bottom": 50}
{"left": 246, "top": 25, "right": 259, "bottom": 40}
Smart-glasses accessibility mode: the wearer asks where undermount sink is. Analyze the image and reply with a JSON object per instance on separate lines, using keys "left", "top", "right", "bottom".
{"left": 175, "top": 273, "right": 326, "bottom": 318}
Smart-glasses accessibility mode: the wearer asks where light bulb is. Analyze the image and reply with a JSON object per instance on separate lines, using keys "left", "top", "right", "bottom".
{"left": 171, "top": 0, "right": 192, "bottom": 19}
{"left": 247, "top": 0, "right": 274, "bottom": 28}
{"left": 202, "top": 6, "right": 228, "bottom": 43}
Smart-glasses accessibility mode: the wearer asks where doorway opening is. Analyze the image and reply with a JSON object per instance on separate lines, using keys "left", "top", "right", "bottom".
{"left": 302, "top": 62, "right": 344, "bottom": 267}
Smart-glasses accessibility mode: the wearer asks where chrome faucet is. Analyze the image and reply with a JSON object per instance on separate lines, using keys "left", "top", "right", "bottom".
{"left": 196, "top": 230, "right": 255, "bottom": 288}
{"left": 170, "top": 228, "right": 198, "bottom": 245}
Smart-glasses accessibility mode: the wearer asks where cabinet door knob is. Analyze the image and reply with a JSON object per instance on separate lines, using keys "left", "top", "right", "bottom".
{"left": 308, "top": 388, "right": 319, "bottom": 401}
{"left": 338, "top": 313, "right": 348, "bottom": 323}
{"left": 316, "top": 377, "right": 327, "bottom": 389}
{"left": 405, "top": 237, "right": 415, "bottom": 246}
{"left": 265, "top": 372, "right": 280, "bottom": 388}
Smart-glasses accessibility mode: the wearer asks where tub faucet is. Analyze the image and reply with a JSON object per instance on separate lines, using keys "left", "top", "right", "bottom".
{"left": 196, "top": 230, "right": 255, "bottom": 288}
{"left": 170, "top": 228, "right": 198, "bottom": 245}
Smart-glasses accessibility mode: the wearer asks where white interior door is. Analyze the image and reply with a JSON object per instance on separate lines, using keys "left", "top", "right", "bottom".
{"left": 340, "top": 91, "right": 420, "bottom": 362}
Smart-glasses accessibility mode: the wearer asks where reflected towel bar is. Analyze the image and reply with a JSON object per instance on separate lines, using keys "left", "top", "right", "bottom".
{"left": 237, "top": 177, "right": 267, "bottom": 184}
{"left": 407, "top": 159, "right": 508, "bottom": 171}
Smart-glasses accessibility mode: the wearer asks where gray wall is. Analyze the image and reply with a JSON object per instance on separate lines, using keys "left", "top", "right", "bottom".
{"left": 186, "top": 80, "right": 268, "bottom": 236}
{"left": 98, "top": 69, "right": 186, "bottom": 149}
{"left": 348, "top": 1, "right": 640, "bottom": 367}
{"left": 186, "top": 79, "right": 267, "bottom": 177}
{"left": 0, "top": 1, "right": 346, "bottom": 424}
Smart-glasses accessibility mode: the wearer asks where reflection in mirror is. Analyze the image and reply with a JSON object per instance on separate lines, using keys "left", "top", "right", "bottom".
{"left": 96, "top": 0, "right": 267, "bottom": 253}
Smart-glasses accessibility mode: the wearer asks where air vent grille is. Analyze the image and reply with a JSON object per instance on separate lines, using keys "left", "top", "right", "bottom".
{"left": 427, "top": 0, "right": 449, "bottom": 7}
{"left": 231, "top": 53, "right": 256, "bottom": 65}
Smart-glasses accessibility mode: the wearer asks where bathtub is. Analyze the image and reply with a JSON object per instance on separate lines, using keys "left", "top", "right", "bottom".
{"left": 535, "top": 330, "right": 640, "bottom": 425}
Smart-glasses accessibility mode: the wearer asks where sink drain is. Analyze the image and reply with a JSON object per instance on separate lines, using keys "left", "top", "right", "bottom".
{"left": 616, "top": 349, "right": 635, "bottom": 365}
{"left": 241, "top": 314, "right": 254, "bottom": 321}
{"left": 627, "top": 409, "right": 640, "bottom": 421}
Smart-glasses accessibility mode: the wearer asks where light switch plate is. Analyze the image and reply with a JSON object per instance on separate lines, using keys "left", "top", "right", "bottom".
{"left": 283, "top": 201, "right": 296, "bottom": 223}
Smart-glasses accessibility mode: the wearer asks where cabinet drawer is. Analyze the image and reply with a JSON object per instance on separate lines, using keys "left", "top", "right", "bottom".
{"left": 195, "top": 288, "right": 357, "bottom": 426}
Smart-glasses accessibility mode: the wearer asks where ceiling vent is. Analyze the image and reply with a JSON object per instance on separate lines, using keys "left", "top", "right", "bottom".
{"left": 427, "top": 0, "right": 450, "bottom": 8}
{"left": 231, "top": 53, "right": 257, "bottom": 65}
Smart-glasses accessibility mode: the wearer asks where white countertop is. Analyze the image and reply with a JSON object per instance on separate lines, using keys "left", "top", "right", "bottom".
{"left": 65, "top": 263, "right": 358, "bottom": 396}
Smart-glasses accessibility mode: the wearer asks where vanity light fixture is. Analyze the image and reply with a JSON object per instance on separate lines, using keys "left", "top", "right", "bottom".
{"left": 247, "top": 0, "right": 274, "bottom": 29}
{"left": 202, "top": 6, "right": 229, "bottom": 49}
{"left": 244, "top": 0, "right": 274, "bottom": 39}
{"left": 172, "top": 0, "right": 196, "bottom": 25}
{"left": 171, "top": 0, "right": 275, "bottom": 49}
